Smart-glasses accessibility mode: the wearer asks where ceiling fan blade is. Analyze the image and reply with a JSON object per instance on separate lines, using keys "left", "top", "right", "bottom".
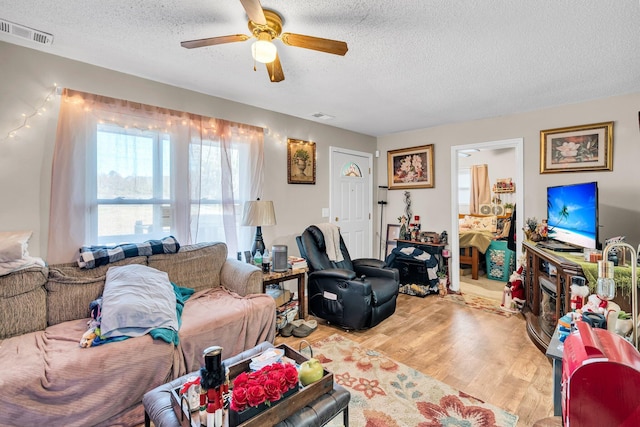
{"left": 281, "top": 33, "right": 348, "bottom": 56}
{"left": 239, "top": 0, "right": 266, "bottom": 25}
{"left": 266, "top": 54, "right": 285, "bottom": 82}
{"left": 181, "top": 34, "right": 250, "bottom": 49}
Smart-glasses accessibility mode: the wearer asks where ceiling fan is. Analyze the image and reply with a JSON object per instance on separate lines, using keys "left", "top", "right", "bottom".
{"left": 180, "top": 0, "right": 348, "bottom": 82}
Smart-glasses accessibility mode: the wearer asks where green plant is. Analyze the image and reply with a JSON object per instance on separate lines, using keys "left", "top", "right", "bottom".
{"left": 525, "top": 217, "right": 538, "bottom": 232}
{"left": 437, "top": 271, "right": 447, "bottom": 279}
{"left": 504, "top": 203, "right": 514, "bottom": 210}
{"left": 293, "top": 148, "right": 309, "bottom": 162}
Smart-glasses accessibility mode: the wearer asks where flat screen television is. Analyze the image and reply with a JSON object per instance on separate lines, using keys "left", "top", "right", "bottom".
{"left": 545, "top": 181, "right": 599, "bottom": 250}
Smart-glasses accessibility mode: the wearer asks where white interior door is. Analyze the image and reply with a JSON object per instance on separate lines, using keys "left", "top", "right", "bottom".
{"left": 330, "top": 147, "right": 373, "bottom": 259}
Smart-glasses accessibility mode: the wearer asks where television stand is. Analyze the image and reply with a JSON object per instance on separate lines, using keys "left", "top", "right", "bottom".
{"left": 522, "top": 241, "right": 584, "bottom": 353}
{"left": 536, "top": 239, "right": 580, "bottom": 253}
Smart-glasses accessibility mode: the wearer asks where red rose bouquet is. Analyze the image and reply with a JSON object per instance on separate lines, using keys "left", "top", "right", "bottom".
{"left": 230, "top": 362, "right": 299, "bottom": 412}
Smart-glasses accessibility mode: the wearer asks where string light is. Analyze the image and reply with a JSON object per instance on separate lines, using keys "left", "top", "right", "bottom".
{"left": 3, "top": 83, "right": 58, "bottom": 141}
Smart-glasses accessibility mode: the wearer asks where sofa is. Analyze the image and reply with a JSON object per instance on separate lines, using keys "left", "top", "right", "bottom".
{"left": 0, "top": 242, "right": 276, "bottom": 427}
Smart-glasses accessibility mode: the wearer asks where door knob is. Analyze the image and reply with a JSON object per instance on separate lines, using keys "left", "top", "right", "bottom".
{"left": 335, "top": 217, "right": 339, "bottom": 221}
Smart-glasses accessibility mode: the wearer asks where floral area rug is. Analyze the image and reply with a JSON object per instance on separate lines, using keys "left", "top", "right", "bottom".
{"left": 311, "top": 334, "right": 518, "bottom": 427}
{"left": 445, "top": 292, "right": 516, "bottom": 318}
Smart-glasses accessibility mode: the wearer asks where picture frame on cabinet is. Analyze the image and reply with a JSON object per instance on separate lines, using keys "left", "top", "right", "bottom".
{"left": 385, "top": 224, "right": 401, "bottom": 258}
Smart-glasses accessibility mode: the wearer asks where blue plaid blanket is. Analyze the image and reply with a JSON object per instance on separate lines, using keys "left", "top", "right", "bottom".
{"left": 78, "top": 236, "right": 180, "bottom": 269}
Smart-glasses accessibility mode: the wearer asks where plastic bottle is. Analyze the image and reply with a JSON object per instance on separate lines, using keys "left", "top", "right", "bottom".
{"left": 254, "top": 250, "right": 262, "bottom": 267}
{"left": 262, "top": 249, "right": 271, "bottom": 273}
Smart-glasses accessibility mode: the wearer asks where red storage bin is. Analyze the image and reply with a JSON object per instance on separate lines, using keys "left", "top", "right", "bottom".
{"left": 562, "top": 321, "right": 640, "bottom": 426}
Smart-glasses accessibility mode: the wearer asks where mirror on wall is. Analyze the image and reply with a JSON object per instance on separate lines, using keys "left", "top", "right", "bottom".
{"left": 449, "top": 138, "right": 524, "bottom": 292}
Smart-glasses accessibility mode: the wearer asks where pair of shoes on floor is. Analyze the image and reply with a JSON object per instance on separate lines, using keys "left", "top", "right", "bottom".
{"left": 292, "top": 319, "right": 318, "bottom": 338}
{"left": 280, "top": 319, "right": 304, "bottom": 337}
{"left": 279, "top": 319, "right": 318, "bottom": 338}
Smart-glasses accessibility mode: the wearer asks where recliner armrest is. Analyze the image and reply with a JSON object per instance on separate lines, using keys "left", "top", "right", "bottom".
{"left": 309, "top": 268, "right": 356, "bottom": 281}
{"left": 352, "top": 258, "right": 386, "bottom": 269}
{"left": 353, "top": 263, "right": 399, "bottom": 283}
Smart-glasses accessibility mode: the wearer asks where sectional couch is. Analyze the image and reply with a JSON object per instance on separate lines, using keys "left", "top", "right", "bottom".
{"left": 0, "top": 242, "right": 276, "bottom": 426}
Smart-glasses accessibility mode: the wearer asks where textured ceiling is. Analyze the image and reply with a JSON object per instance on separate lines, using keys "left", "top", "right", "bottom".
{"left": 1, "top": 1, "right": 640, "bottom": 137}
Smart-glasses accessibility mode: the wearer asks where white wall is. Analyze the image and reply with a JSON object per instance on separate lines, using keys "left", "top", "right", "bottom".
{"left": 377, "top": 93, "right": 640, "bottom": 251}
{"left": 458, "top": 147, "right": 517, "bottom": 214}
{"left": 0, "top": 41, "right": 377, "bottom": 260}
{"left": 3, "top": 40, "right": 639, "bottom": 262}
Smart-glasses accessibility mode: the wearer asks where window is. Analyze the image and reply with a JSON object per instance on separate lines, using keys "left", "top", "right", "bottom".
{"left": 92, "top": 124, "right": 249, "bottom": 246}
{"left": 93, "top": 124, "right": 172, "bottom": 244}
{"left": 48, "top": 89, "right": 264, "bottom": 264}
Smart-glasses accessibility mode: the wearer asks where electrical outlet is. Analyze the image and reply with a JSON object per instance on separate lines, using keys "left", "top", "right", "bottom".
{"left": 322, "top": 208, "right": 329, "bottom": 217}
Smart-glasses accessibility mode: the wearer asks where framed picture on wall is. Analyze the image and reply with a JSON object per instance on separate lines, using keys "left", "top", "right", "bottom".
{"left": 387, "top": 144, "right": 434, "bottom": 189}
{"left": 540, "top": 121, "right": 613, "bottom": 173}
{"left": 287, "top": 138, "right": 316, "bottom": 184}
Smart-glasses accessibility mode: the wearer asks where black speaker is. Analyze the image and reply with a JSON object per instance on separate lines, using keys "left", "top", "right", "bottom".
{"left": 272, "top": 245, "right": 288, "bottom": 272}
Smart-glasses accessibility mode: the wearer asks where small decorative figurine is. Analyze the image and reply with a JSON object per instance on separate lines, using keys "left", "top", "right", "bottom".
{"left": 200, "top": 346, "right": 226, "bottom": 427}
{"left": 440, "top": 230, "right": 448, "bottom": 245}
{"left": 398, "top": 215, "right": 409, "bottom": 240}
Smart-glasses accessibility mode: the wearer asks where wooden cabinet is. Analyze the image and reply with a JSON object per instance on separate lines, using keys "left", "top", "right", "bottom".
{"left": 522, "top": 241, "right": 584, "bottom": 352}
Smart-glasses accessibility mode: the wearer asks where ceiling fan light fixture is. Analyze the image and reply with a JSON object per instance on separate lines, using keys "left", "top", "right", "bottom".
{"left": 252, "top": 33, "right": 277, "bottom": 63}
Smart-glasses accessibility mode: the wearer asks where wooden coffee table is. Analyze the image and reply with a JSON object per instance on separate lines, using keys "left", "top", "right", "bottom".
{"left": 152, "top": 343, "right": 350, "bottom": 427}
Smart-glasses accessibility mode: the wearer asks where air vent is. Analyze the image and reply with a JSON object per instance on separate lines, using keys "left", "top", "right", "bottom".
{"left": 311, "top": 112, "right": 335, "bottom": 120}
{"left": 0, "top": 19, "right": 53, "bottom": 45}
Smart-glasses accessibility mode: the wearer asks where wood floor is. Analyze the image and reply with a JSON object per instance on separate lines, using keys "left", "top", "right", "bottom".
{"left": 276, "top": 293, "right": 555, "bottom": 427}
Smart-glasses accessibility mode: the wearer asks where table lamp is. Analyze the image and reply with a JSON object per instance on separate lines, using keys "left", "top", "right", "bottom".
{"left": 242, "top": 199, "right": 276, "bottom": 256}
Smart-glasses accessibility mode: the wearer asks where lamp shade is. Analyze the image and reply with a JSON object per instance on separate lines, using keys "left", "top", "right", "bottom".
{"left": 242, "top": 200, "right": 276, "bottom": 227}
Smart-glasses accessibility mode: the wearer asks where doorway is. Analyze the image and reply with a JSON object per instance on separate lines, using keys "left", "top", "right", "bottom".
{"left": 449, "top": 138, "right": 524, "bottom": 292}
{"left": 329, "top": 147, "right": 373, "bottom": 259}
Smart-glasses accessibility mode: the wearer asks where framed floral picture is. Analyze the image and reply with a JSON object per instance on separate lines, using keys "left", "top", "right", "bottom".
{"left": 387, "top": 144, "right": 434, "bottom": 189}
{"left": 287, "top": 138, "right": 316, "bottom": 184}
{"left": 540, "top": 121, "right": 613, "bottom": 174}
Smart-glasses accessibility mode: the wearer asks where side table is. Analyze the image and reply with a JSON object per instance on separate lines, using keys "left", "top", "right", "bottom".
{"left": 263, "top": 267, "right": 309, "bottom": 320}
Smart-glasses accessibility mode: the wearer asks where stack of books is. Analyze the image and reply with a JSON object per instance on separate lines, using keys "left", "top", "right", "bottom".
{"left": 287, "top": 255, "right": 308, "bottom": 270}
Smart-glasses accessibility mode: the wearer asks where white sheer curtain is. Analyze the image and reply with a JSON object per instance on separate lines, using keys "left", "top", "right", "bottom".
{"left": 469, "top": 164, "right": 490, "bottom": 214}
{"left": 48, "top": 89, "right": 263, "bottom": 264}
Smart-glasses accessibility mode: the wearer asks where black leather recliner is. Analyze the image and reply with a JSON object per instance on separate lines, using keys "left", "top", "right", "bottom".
{"left": 296, "top": 225, "right": 399, "bottom": 330}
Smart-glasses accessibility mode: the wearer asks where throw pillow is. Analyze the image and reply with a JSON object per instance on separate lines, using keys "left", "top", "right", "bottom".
{"left": 100, "top": 264, "right": 178, "bottom": 339}
{"left": 464, "top": 215, "right": 497, "bottom": 233}
{"left": 0, "top": 231, "right": 32, "bottom": 262}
